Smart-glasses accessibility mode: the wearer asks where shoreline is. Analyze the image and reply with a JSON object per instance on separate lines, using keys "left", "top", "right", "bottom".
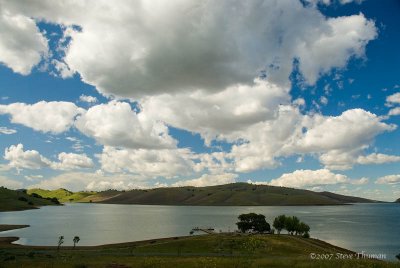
{"left": 0, "top": 225, "right": 29, "bottom": 246}
{"left": 0, "top": 224, "right": 30, "bottom": 232}
{"left": 0, "top": 232, "right": 354, "bottom": 254}
{"left": 0, "top": 224, "right": 353, "bottom": 254}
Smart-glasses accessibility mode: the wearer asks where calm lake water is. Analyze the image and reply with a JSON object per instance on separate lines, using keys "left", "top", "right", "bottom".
{"left": 0, "top": 203, "right": 399, "bottom": 260}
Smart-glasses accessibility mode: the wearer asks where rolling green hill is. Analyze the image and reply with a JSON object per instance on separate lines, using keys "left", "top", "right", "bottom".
{"left": 97, "top": 183, "right": 378, "bottom": 206}
{"left": 0, "top": 187, "right": 60, "bottom": 212}
{"left": 27, "top": 188, "right": 97, "bottom": 203}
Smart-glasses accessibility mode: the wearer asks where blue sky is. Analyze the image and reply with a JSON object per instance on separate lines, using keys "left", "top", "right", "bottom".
{"left": 0, "top": 0, "right": 399, "bottom": 200}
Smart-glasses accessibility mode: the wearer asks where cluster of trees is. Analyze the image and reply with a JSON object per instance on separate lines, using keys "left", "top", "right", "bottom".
{"left": 236, "top": 213, "right": 310, "bottom": 238}
{"left": 273, "top": 215, "right": 310, "bottom": 237}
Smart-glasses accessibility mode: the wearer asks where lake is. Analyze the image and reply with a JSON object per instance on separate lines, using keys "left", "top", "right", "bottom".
{"left": 0, "top": 203, "right": 399, "bottom": 260}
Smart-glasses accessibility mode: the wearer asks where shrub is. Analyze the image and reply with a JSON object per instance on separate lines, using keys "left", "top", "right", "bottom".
{"left": 30, "top": 193, "right": 42, "bottom": 198}
{"left": 18, "top": 197, "right": 28, "bottom": 202}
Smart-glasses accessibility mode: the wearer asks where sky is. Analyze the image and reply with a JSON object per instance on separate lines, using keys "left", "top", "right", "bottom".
{"left": 0, "top": 0, "right": 399, "bottom": 201}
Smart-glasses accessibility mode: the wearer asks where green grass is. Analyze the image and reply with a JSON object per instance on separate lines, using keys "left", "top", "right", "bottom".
{"left": 27, "top": 188, "right": 97, "bottom": 203}
{"left": 0, "top": 234, "right": 397, "bottom": 267}
{"left": 0, "top": 187, "right": 58, "bottom": 212}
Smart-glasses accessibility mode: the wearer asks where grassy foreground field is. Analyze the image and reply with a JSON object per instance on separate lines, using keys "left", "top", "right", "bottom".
{"left": 0, "top": 233, "right": 398, "bottom": 268}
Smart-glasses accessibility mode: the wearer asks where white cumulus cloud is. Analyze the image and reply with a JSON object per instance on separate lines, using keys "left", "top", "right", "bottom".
{"left": 50, "top": 152, "right": 94, "bottom": 170}
{"left": 4, "top": 144, "right": 94, "bottom": 171}
{"left": 376, "top": 174, "right": 400, "bottom": 185}
{"left": 141, "top": 80, "right": 289, "bottom": 144}
{"left": 268, "top": 169, "right": 355, "bottom": 188}
{"left": 386, "top": 92, "right": 400, "bottom": 105}
{"left": 4, "top": 144, "right": 51, "bottom": 170}
{"left": 98, "top": 146, "right": 194, "bottom": 179}
{"left": 79, "top": 95, "right": 97, "bottom": 103}
{"left": 0, "top": 8, "right": 48, "bottom": 75}
{"left": 75, "top": 101, "right": 176, "bottom": 149}
{"left": 0, "top": 0, "right": 377, "bottom": 98}
{"left": 0, "top": 101, "right": 84, "bottom": 134}
{"left": 388, "top": 107, "right": 400, "bottom": 116}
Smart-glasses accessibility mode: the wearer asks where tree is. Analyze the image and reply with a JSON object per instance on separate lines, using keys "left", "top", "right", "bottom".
{"left": 57, "top": 236, "right": 64, "bottom": 251}
{"left": 236, "top": 213, "right": 271, "bottom": 233}
{"left": 297, "top": 222, "right": 310, "bottom": 237}
{"left": 273, "top": 215, "right": 286, "bottom": 234}
{"left": 73, "top": 236, "right": 80, "bottom": 248}
{"left": 284, "top": 216, "right": 300, "bottom": 235}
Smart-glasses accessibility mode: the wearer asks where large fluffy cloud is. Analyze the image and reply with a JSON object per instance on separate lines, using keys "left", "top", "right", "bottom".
{"left": 1, "top": 0, "right": 377, "bottom": 98}
{"left": 0, "top": 101, "right": 84, "bottom": 134}
{"left": 4, "top": 144, "right": 94, "bottom": 171}
{"left": 98, "top": 146, "right": 194, "bottom": 179}
{"left": 230, "top": 108, "right": 395, "bottom": 172}
{"left": 51, "top": 152, "right": 94, "bottom": 170}
{"left": 296, "top": 109, "right": 394, "bottom": 152}
{"left": 0, "top": 6, "right": 48, "bottom": 75}
{"left": 320, "top": 151, "right": 400, "bottom": 170}
{"left": 4, "top": 144, "right": 51, "bottom": 170}
{"left": 142, "top": 80, "right": 289, "bottom": 144}
{"left": 75, "top": 101, "right": 176, "bottom": 149}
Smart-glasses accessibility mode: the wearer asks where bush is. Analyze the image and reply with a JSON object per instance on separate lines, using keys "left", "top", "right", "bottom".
{"left": 18, "top": 197, "right": 28, "bottom": 202}
{"left": 51, "top": 197, "right": 60, "bottom": 204}
{"left": 30, "top": 193, "right": 42, "bottom": 198}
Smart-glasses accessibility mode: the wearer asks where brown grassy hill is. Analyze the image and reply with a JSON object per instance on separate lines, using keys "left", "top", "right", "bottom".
{"left": 97, "top": 183, "right": 378, "bottom": 206}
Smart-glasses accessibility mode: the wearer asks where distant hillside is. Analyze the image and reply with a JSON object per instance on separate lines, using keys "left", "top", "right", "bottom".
{"left": 0, "top": 187, "right": 60, "bottom": 212}
{"left": 97, "top": 183, "right": 378, "bottom": 206}
{"left": 395, "top": 198, "right": 400, "bottom": 203}
{"left": 28, "top": 188, "right": 97, "bottom": 203}
{"left": 79, "top": 190, "right": 122, "bottom": 203}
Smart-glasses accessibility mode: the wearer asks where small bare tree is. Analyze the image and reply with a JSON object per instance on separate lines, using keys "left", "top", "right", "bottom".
{"left": 73, "top": 236, "right": 80, "bottom": 248}
{"left": 57, "top": 236, "right": 64, "bottom": 251}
